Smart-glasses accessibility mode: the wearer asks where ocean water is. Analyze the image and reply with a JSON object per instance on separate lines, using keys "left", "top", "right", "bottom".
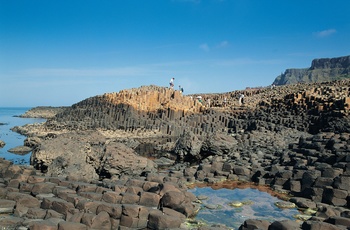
{"left": 189, "top": 187, "right": 300, "bottom": 229}
{"left": 0, "top": 107, "right": 45, "bottom": 165}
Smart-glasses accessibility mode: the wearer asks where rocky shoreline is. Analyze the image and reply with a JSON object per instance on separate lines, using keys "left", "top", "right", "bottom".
{"left": 1, "top": 80, "right": 350, "bottom": 229}
{"left": 18, "top": 106, "right": 68, "bottom": 119}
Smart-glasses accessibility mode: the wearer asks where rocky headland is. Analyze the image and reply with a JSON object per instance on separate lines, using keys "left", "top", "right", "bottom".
{"left": 19, "top": 106, "right": 68, "bottom": 119}
{"left": 1, "top": 80, "right": 350, "bottom": 229}
{"left": 273, "top": 55, "right": 350, "bottom": 86}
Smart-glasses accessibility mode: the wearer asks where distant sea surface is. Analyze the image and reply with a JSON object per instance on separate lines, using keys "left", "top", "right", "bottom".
{"left": 0, "top": 107, "right": 45, "bottom": 165}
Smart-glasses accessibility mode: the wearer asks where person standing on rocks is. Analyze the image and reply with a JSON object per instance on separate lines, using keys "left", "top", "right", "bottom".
{"left": 207, "top": 98, "right": 211, "bottom": 107}
{"left": 179, "top": 85, "right": 183, "bottom": 93}
{"left": 239, "top": 94, "right": 244, "bottom": 106}
{"left": 169, "top": 78, "right": 175, "bottom": 89}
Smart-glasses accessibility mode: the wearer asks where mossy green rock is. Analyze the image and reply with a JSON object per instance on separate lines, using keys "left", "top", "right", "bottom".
{"left": 274, "top": 201, "right": 296, "bottom": 209}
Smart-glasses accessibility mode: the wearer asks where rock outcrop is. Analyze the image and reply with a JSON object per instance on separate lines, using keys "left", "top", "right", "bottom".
{"left": 19, "top": 106, "right": 68, "bottom": 119}
{"left": 29, "top": 131, "right": 157, "bottom": 182}
{"left": 273, "top": 55, "right": 350, "bottom": 85}
{"left": 14, "top": 80, "right": 350, "bottom": 181}
{"left": 37, "top": 81, "right": 350, "bottom": 137}
{"left": 0, "top": 140, "right": 5, "bottom": 148}
{"left": 0, "top": 158, "right": 198, "bottom": 230}
{"left": 6, "top": 79, "right": 350, "bottom": 229}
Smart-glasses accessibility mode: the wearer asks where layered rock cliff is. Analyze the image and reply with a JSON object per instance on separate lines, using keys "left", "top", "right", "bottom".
{"left": 273, "top": 55, "right": 350, "bottom": 85}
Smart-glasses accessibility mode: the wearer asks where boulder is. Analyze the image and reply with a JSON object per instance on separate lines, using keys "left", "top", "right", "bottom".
{"left": 160, "top": 190, "right": 195, "bottom": 217}
{"left": 58, "top": 221, "right": 88, "bottom": 230}
{"left": 7, "top": 146, "right": 32, "bottom": 155}
{"left": 174, "top": 131, "right": 202, "bottom": 163}
{"left": 322, "top": 187, "right": 348, "bottom": 206}
{"left": 0, "top": 140, "right": 5, "bottom": 148}
{"left": 301, "top": 221, "right": 344, "bottom": 230}
{"left": 268, "top": 220, "right": 301, "bottom": 230}
{"left": 0, "top": 216, "right": 25, "bottom": 229}
{"left": 0, "top": 199, "right": 16, "bottom": 214}
{"left": 99, "top": 141, "right": 157, "bottom": 178}
{"left": 30, "top": 131, "right": 157, "bottom": 180}
{"left": 96, "top": 203, "right": 122, "bottom": 219}
{"left": 239, "top": 219, "right": 270, "bottom": 230}
{"left": 148, "top": 209, "right": 183, "bottom": 229}
{"left": 324, "top": 216, "right": 350, "bottom": 228}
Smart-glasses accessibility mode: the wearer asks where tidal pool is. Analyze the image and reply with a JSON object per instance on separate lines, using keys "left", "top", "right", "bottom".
{"left": 189, "top": 186, "right": 300, "bottom": 229}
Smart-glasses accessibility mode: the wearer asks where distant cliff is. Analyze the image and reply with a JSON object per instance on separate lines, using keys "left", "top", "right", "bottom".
{"left": 273, "top": 55, "right": 350, "bottom": 85}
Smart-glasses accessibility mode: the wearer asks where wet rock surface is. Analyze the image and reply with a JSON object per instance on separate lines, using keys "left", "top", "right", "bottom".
{"left": 0, "top": 140, "right": 5, "bottom": 148}
{"left": 3, "top": 80, "right": 350, "bottom": 229}
{"left": 7, "top": 146, "right": 32, "bottom": 155}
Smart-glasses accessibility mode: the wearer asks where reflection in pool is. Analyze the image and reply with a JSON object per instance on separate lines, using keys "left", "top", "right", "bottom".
{"left": 189, "top": 187, "right": 300, "bottom": 229}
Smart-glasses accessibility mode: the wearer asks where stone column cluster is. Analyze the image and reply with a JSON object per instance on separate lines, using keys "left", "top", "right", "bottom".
{"left": 47, "top": 81, "right": 350, "bottom": 136}
{"left": 0, "top": 158, "right": 198, "bottom": 229}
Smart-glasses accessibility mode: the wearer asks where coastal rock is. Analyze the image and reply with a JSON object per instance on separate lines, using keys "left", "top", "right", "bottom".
{"left": 30, "top": 131, "right": 100, "bottom": 181}
{"left": 148, "top": 209, "right": 184, "bottom": 229}
{"left": 174, "top": 131, "right": 202, "bottom": 163}
{"left": 98, "top": 141, "right": 157, "bottom": 178}
{"left": 7, "top": 146, "right": 32, "bottom": 155}
{"left": 7, "top": 79, "right": 350, "bottom": 229}
{"left": 19, "top": 106, "right": 67, "bottom": 119}
{"left": 0, "top": 140, "right": 5, "bottom": 148}
{"left": 239, "top": 219, "right": 270, "bottom": 230}
{"left": 0, "top": 199, "right": 16, "bottom": 214}
{"left": 200, "top": 132, "right": 237, "bottom": 157}
{"left": 30, "top": 131, "right": 157, "bottom": 180}
{"left": 0, "top": 157, "right": 200, "bottom": 229}
{"left": 273, "top": 55, "right": 350, "bottom": 85}
{"left": 174, "top": 131, "right": 237, "bottom": 164}
{"left": 301, "top": 221, "right": 343, "bottom": 230}
{"left": 269, "top": 220, "right": 302, "bottom": 230}
{"left": 24, "top": 137, "right": 41, "bottom": 148}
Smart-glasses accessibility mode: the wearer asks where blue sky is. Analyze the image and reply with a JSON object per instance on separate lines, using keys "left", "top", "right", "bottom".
{"left": 1, "top": 0, "right": 349, "bottom": 107}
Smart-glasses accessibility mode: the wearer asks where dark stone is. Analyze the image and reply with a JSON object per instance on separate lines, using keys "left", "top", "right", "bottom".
{"left": 239, "top": 219, "right": 270, "bottom": 230}
{"left": 324, "top": 216, "right": 350, "bottom": 228}
{"left": 148, "top": 209, "right": 183, "bottom": 229}
{"left": 301, "top": 221, "right": 343, "bottom": 230}
{"left": 268, "top": 220, "right": 301, "bottom": 230}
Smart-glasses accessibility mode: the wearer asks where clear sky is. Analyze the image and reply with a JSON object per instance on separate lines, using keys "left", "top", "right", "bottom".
{"left": 1, "top": 0, "right": 349, "bottom": 107}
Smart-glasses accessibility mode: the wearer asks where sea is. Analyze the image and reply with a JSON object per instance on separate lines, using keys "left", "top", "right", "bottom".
{"left": 0, "top": 107, "right": 45, "bottom": 165}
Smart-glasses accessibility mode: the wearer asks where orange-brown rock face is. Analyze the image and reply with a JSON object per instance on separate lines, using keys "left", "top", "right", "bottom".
{"left": 102, "top": 85, "right": 202, "bottom": 114}
{"left": 47, "top": 80, "right": 350, "bottom": 137}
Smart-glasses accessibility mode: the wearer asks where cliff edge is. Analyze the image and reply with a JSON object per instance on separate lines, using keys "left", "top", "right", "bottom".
{"left": 273, "top": 55, "right": 350, "bottom": 85}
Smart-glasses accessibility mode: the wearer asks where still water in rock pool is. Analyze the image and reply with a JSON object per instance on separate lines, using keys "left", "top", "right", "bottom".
{"left": 189, "top": 187, "right": 300, "bottom": 229}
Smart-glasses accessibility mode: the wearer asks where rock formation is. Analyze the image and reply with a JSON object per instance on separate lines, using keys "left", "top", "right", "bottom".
{"left": 4, "top": 79, "right": 350, "bottom": 229}
{"left": 43, "top": 80, "right": 350, "bottom": 136}
{"left": 19, "top": 106, "right": 68, "bottom": 119}
{"left": 273, "top": 55, "right": 350, "bottom": 85}
{"left": 0, "top": 158, "right": 198, "bottom": 229}
{"left": 0, "top": 140, "right": 5, "bottom": 148}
